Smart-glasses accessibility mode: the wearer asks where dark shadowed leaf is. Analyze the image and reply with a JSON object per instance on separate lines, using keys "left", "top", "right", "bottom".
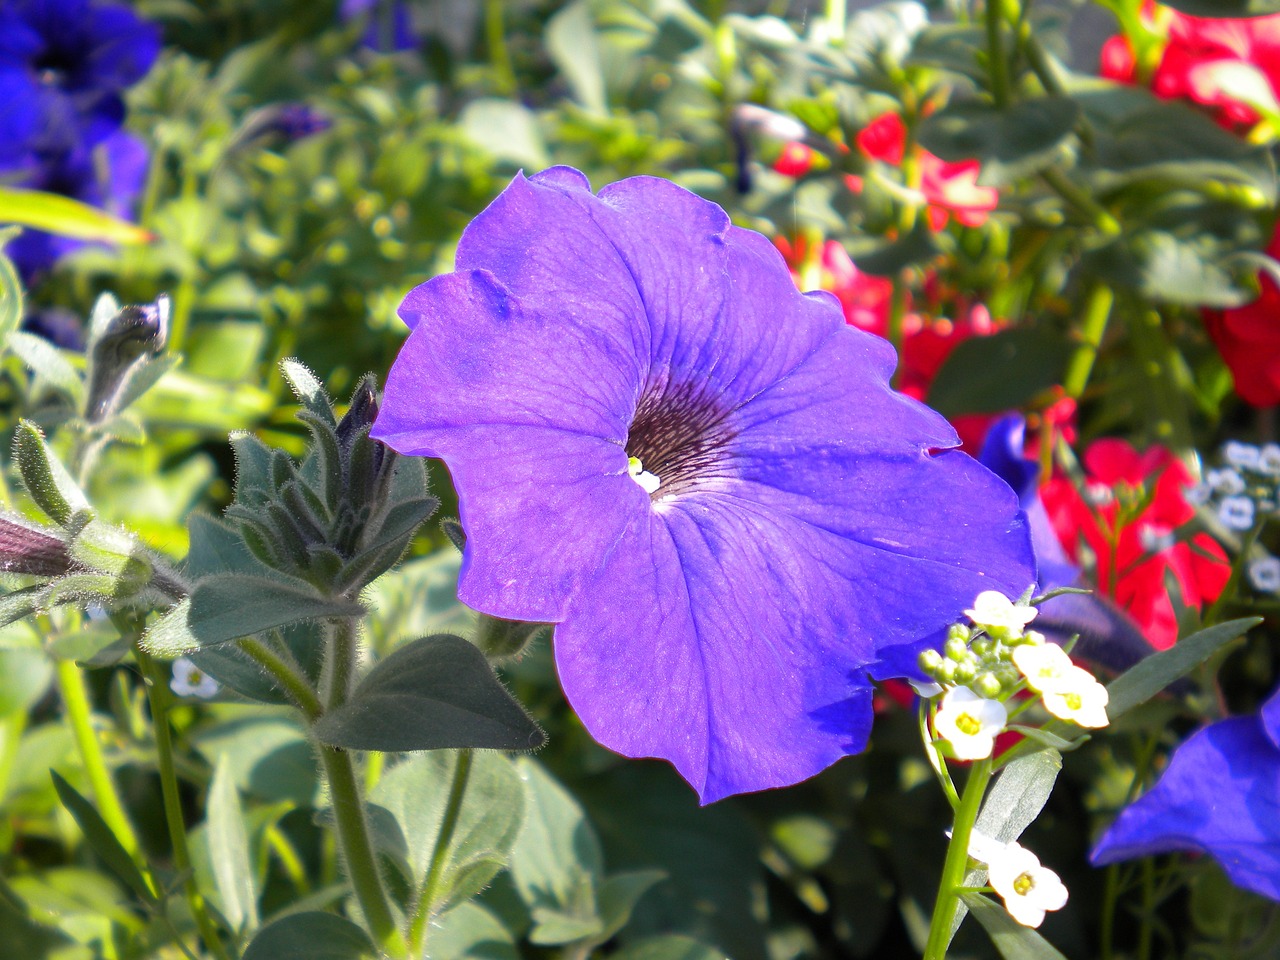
{"left": 918, "top": 97, "right": 1079, "bottom": 184}
{"left": 50, "top": 771, "right": 154, "bottom": 904}
{"left": 313, "top": 635, "right": 544, "bottom": 752}
{"left": 928, "top": 327, "right": 1072, "bottom": 416}
{"left": 1108, "top": 617, "right": 1259, "bottom": 718}
{"left": 961, "top": 892, "right": 1069, "bottom": 960}
{"left": 242, "top": 912, "right": 374, "bottom": 960}
{"left": 1160, "top": 0, "right": 1280, "bottom": 14}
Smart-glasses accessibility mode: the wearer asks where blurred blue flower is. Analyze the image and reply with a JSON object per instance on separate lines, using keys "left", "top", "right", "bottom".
{"left": 1091, "top": 683, "right": 1280, "bottom": 901}
{"left": 340, "top": 0, "right": 415, "bottom": 53}
{"left": 373, "top": 167, "right": 1035, "bottom": 802}
{"left": 977, "top": 415, "right": 1159, "bottom": 676}
{"left": 0, "top": 0, "right": 160, "bottom": 165}
{"left": 7, "top": 130, "right": 149, "bottom": 280}
{"left": 231, "top": 103, "right": 333, "bottom": 154}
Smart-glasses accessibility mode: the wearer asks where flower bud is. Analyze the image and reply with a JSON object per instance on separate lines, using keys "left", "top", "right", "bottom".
{"left": 944, "top": 635, "right": 970, "bottom": 661}
{"left": 974, "top": 672, "right": 1003, "bottom": 699}
{"left": 918, "top": 647, "right": 943, "bottom": 675}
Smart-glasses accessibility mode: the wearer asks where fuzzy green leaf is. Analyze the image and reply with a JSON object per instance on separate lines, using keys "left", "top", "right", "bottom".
{"left": 50, "top": 771, "right": 154, "bottom": 904}
{"left": 312, "top": 634, "right": 544, "bottom": 752}
{"left": 241, "top": 912, "right": 374, "bottom": 960}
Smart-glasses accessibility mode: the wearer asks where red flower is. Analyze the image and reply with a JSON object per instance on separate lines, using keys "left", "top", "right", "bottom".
{"left": 773, "top": 235, "right": 1002, "bottom": 450}
{"left": 853, "top": 113, "right": 999, "bottom": 230}
{"left": 1202, "top": 223, "right": 1280, "bottom": 407}
{"left": 1039, "top": 440, "right": 1229, "bottom": 650}
{"left": 773, "top": 141, "right": 816, "bottom": 177}
{"left": 1103, "top": 5, "right": 1280, "bottom": 129}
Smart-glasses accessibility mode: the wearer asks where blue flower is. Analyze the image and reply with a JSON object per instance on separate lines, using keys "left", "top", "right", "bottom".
{"left": 1091, "top": 684, "right": 1280, "bottom": 902}
{"left": 7, "top": 130, "right": 149, "bottom": 280}
{"left": 372, "top": 168, "right": 1035, "bottom": 802}
{"left": 0, "top": 0, "right": 160, "bottom": 166}
{"left": 340, "top": 0, "right": 415, "bottom": 53}
{"left": 977, "top": 415, "right": 1159, "bottom": 676}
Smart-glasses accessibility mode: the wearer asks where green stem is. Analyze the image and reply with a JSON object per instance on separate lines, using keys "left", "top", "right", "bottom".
{"left": 484, "top": 0, "right": 517, "bottom": 96}
{"left": 56, "top": 659, "right": 143, "bottom": 859}
{"left": 824, "top": 0, "right": 846, "bottom": 45}
{"left": 238, "top": 635, "right": 323, "bottom": 720}
{"left": 1041, "top": 167, "right": 1121, "bottom": 235}
{"left": 319, "top": 618, "right": 406, "bottom": 957}
{"left": 0, "top": 709, "right": 27, "bottom": 811}
{"left": 265, "top": 822, "right": 311, "bottom": 895}
{"left": 985, "top": 0, "right": 1010, "bottom": 109}
{"left": 318, "top": 745, "right": 406, "bottom": 956}
{"left": 134, "top": 646, "right": 231, "bottom": 960}
{"left": 408, "top": 750, "right": 474, "bottom": 955}
{"left": 923, "top": 757, "right": 994, "bottom": 960}
{"left": 1062, "top": 283, "right": 1114, "bottom": 400}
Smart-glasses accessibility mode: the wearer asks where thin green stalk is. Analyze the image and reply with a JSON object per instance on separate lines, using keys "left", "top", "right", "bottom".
{"left": 265, "top": 822, "right": 311, "bottom": 895}
{"left": 1063, "top": 283, "right": 1114, "bottom": 400}
{"left": 919, "top": 700, "right": 961, "bottom": 809}
{"left": 238, "top": 635, "right": 322, "bottom": 720}
{"left": 985, "top": 0, "right": 1010, "bottom": 108}
{"left": 484, "top": 0, "right": 517, "bottom": 96}
{"left": 1041, "top": 167, "right": 1120, "bottom": 235}
{"left": 56, "top": 660, "right": 143, "bottom": 858}
{"left": 1138, "top": 856, "right": 1155, "bottom": 960}
{"left": 320, "top": 618, "right": 406, "bottom": 957}
{"left": 824, "top": 0, "right": 846, "bottom": 45}
{"left": 134, "top": 646, "right": 232, "bottom": 960}
{"left": 923, "top": 758, "right": 994, "bottom": 960}
{"left": 408, "top": 749, "right": 474, "bottom": 956}
{"left": 0, "top": 709, "right": 28, "bottom": 813}
{"left": 318, "top": 745, "right": 406, "bottom": 956}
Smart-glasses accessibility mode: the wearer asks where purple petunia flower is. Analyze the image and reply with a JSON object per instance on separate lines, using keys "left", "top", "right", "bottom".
{"left": 0, "top": 0, "right": 160, "bottom": 166}
{"left": 7, "top": 130, "right": 149, "bottom": 281}
{"left": 373, "top": 167, "right": 1035, "bottom": 802}
{"left": 1091, "top": 683, "right": 1280, "bottom": 901}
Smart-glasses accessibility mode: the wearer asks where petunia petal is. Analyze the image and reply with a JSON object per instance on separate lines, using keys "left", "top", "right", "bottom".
{"left": 1091, "top": 716, "right": 1280, "bottom": 901}
{"left": 556, "top": 499, "right": 877, "bottom": 803}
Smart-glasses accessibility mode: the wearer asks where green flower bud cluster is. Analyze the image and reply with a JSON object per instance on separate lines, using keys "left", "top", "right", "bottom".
{"left": 918, "top": 621, "right": 1046, "bottom": 700}
{"left": 222, "top": 362, "right": 438, "bottom": 596}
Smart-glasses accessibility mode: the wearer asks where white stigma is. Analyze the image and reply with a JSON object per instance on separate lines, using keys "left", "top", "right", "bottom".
{"left": 628, "top": 456, "right": 661, "bottom": 495}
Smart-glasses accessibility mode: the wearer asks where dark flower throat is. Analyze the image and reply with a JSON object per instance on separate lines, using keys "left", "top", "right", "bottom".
{"left": 625, "top": 376, "right": 736, "bottom": 499}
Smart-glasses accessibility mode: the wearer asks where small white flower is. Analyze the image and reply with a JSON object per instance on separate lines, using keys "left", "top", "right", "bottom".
{"left": 170, "top": 657, "right": 219, "bottom": 699}
{"left": 1040, "top": 666, "right": 1110, "bottom": 728}
{"left": 964, "top": 591, "right": 1037, "bottom": 639}
{"left": 1223, "top": 441, "right": 1261, "bottom": 471}
{"left": 1259, "top": 443, "right": 1280, "bottom": 477}
{"left": 1184, "top": 482, "right": 1211, "bottom": 506}
{"left": 1010, "top": 643, "right": 1074, "bottom": 692}
{"left": 1249, "top": 556, "right": 1280, "bottom": 593}
{"left": 969, "top": 832, "right": 1069, "bottom": 928}
{"left": 1137, "top": 523, "right": 1174, "bottom": 554}
{"left": 934, "top": 687, "right": 1007, "bottom": 760}
{"left": 1084, "top": 483, "right": 1113, "bottom": 506}
{"left": 1218, "top": 495, "right": 1256, "bottom": 531}
{"left": 1205, "top": 468, "right": 1245, "bottom": 496}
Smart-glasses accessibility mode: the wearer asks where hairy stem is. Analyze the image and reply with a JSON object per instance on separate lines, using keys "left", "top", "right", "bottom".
{"left": 319, "top": 617, "right": 407, "bottom": 957}
{"left": 408, "top": 749, "right": 474, "bottom": 955}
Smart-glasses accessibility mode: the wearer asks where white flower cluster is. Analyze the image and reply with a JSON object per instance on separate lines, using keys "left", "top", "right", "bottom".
{"left": 920, "top": 591, "right": 1110, "bottom": 762}
{"left": 1189, "top": 440, "right": 1280, "bottom": 533}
